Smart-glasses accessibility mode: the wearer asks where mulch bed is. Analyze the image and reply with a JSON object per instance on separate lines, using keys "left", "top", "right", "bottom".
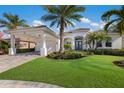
{"left": 113, "top": 60, "right": 124, "bottom": 68}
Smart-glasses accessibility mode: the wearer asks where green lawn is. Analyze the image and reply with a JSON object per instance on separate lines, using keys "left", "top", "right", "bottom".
{"left": 0, "top": 55, "right": 124, "bottom": 88}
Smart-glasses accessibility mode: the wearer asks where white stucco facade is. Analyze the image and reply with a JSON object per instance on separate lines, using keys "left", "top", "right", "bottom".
{"left": 64, "top": 28, "right": 124, "bottom": 50}
{"left": 109, "top": 33, "right": 123, "bottom": 49}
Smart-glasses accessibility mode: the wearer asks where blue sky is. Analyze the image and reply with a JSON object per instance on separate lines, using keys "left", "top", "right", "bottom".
{"left": 0, "top": 5, "right": 121, "bottom": 38}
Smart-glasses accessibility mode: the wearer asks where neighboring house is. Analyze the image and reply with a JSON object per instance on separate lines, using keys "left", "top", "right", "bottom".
{"left": 64, "top": 28, "right": 124, "bottom": 50}
{"left": 4, "top": 25, "right": 60, "bottom": 56}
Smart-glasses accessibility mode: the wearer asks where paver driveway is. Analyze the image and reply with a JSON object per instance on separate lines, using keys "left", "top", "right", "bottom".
{"left": 0, "top": 52, "right": 40, "bottom": 73}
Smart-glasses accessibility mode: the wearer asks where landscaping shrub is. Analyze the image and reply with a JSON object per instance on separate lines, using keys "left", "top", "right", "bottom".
{"left": 113, "top": 60, "right": 124, "bottom": 68}
{"left": 64, "top": 44, "right": 72, "bottom": 50}
{"left": 16, "top": 48, "right": 35, "bottom": 53}
{"left": 47, "top": 50, "right": 86, "bottom": 59}
{"left": 86, "top": 49, "right": 124, "bottom": 56}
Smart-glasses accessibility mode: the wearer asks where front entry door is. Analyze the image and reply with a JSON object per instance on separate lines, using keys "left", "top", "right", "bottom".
{"left": 75, "top": 41, "right": 83, "bottom": 50}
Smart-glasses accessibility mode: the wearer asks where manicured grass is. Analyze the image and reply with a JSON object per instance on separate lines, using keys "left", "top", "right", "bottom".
{"left": 0, "top": 55, "right": 124, "bottom": 87}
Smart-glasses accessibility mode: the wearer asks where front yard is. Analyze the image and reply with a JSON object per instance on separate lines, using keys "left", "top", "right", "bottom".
{"left": 0, "top": 55, "right": 124, "bottom": 87}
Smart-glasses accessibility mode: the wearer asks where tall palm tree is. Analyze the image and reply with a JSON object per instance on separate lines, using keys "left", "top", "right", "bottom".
{"left": 41, "top": 5, "right": 85, "bottom": 52}
{"left": 101, "top": 5, "right": 124, "bottom": 35}
{"left": 0, "top": 13, "right": 29, "bottom": 29}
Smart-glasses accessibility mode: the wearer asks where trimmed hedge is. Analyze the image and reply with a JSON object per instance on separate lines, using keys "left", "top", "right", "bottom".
{"left": 47, "top": 51, "right": 86, "bottom": 59}
{"left": 16, "top": 48, "right": 35, "bottom": 53}
{"left": 86, "top": 49, "right": 124, "bottom": 56}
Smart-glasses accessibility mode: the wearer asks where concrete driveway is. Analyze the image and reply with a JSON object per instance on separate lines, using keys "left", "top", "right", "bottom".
{"left": 0, "top": 52, "right": 62, "bottom": 88}
{"left": 0, "top": 52, "right": 40, "bottom": 73}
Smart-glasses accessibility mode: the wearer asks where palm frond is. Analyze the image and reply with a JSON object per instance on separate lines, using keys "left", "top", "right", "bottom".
{"left": 0, "top": 13, "right": 29, "bottom": 29}
{"left": 64, "top": 19, "right": 75, "bottom": 28}
{"left": 41, "top": 5, "right": 84, "bottom": 29}
{"left": 102, "top": 5, "right": 124, "bottom": 36}
{"left": 3, "top": 13, "right": 15, "bottom": 23}
{"left": 120, "top": 5, "right": 124, "bottom": 12}
{"left": 50, "top": 19, "right": 58, "bottom": 27}
{"left": 116, "top": 20, "right": 124, "bottom": 35}
{"left": 101, "top": 10, "right": 121, "bottom": 21}
{"left": 42, "top": 5, "right": 60, "bottom": 14}
{"left": 104, "top": 18, "right": 120, "bottom": 32}
{"left": 0, "top": 19, "right": 8, "bottom": 25}
{"left": 41, "top": 14, "right": 59, "bottom": 22}
{"left": 65, "top": 5, "right": 85, "bottom": 14}
{"left": 67, "top": 14, "right": 83, "bottom": 21}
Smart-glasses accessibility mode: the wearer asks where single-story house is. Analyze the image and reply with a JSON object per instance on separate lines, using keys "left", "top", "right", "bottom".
{"left": 4, "top": 26, "right": 124, "bottom": 56}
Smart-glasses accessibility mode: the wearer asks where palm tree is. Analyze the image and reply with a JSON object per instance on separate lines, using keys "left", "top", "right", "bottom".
{"left": 0, "top": 13, "right": 29, "bottom": 29}
{"left": 101, "top": 5, "right": 124, "bottom": 35}
{"left": 41, "top": 5, "right": 85, "bottom": 52}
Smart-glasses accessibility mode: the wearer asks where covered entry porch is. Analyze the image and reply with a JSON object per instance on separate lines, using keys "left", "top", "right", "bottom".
{"left": 5, "top": 26, "right": 60, "bottom": 56}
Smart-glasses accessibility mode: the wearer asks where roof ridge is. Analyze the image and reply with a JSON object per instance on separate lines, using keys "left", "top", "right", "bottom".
{"left": 65, "top": 28, "right": 90, "bottom": 33}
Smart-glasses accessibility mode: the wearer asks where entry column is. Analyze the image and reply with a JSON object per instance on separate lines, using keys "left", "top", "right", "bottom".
{"left": 40, "top": 34, "right": 47, "bottom": 56}
{"left": 56, "top": 39, "right": 60, "bottom": 51}
{"left": 72, "top": 37, "right": 75, "bottom": 50}
{"left": 9, "top": 34, "right": 16, "bottom": 55}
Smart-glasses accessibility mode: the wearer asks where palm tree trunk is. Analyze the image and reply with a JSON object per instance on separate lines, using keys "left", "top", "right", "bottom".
{"left": 59, "top": 17, "right": 64, "bottom": 53}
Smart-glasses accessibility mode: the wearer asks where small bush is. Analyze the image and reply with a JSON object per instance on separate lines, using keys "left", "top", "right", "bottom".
{"left": 0, "top": 40, "right": 9, "bottom": 54}
{"left": 113, "top": 60, "right": 124, "bottom": 68}
{"left": 64, "top": 44, "right": 72, "bottom": 50}
{"left": 47, "top": 51, "right": 86, "bottom": 59}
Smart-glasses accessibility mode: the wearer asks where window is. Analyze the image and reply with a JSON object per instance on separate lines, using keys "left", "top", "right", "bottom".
{"left": 96, "top": 42, "right": 102, "bottom": 47}
{"left": 106, "top": 41, "right": 112, "bottom": 47}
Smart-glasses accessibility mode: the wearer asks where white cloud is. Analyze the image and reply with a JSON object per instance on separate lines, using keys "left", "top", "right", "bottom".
{"left": 32, "top": 20, "right": 44, "bottom": 27}
{"left": 99, "top": 21, "right": 106, "bottom": 29}
{"left": 80, "top": 17, "right": 91, "bottom": 23}
{"left": 90, "top": 22, "right": 99, "bottom": 27}
{"left": 80, "top": 17, "right": 106, "bottom": 30}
